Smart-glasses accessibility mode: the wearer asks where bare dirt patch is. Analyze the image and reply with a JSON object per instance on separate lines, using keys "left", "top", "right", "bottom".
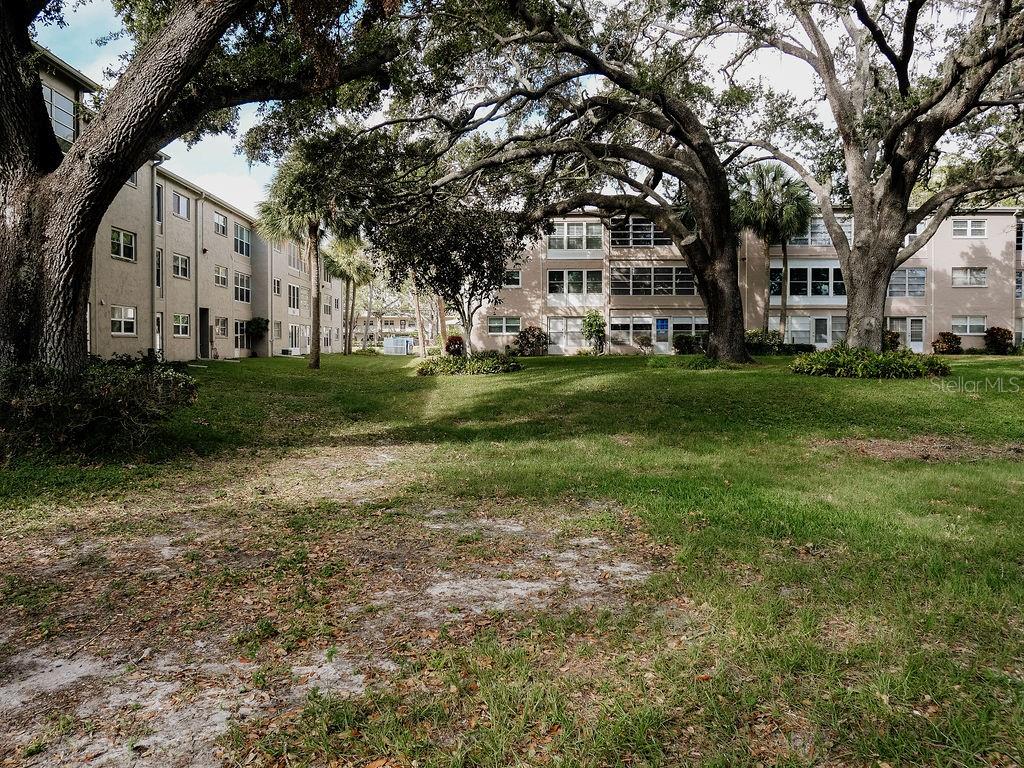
{"left": 818, "top": 436, "right": 1024, "bottom": 462}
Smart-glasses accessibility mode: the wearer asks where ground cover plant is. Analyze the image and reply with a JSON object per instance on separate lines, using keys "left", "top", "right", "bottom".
{"left": 792, "top": 345, "right": 951, "bottom": 379}
{"left": 2, "top": 354, "right": 1023, "bottom": 766}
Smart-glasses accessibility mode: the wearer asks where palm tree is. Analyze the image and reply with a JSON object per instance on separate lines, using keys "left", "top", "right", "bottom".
{"left": 733, "top": 163, "right": 814, "bottom": 337}
{"left": 323, "top": 237, "right": 373, "bottom": 354}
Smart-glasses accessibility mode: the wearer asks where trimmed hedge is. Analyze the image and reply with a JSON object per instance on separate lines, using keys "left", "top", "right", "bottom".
{"left": 416, "top": 351, "right": 522, "bottom": 376}
{"left": 791, "top": 345, "right": 950, "bottom": 379}
{"left": 0, "top": 354, "right": 199, "bottom": 455}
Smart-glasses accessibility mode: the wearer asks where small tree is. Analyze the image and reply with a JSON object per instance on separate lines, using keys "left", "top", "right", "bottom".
{"left": 581, "top": 311, "right": 607, "bottom": 354}
{"left": 984, "top": 327, "right": 1014, "bottom": 355}
{"left": 247, "top": 317, "right": 270, "bottom": 357}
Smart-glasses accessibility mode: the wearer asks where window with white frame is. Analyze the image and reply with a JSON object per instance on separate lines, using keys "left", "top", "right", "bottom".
{"left": 110, "top": 305, "right": 136, "bottom": 335}
{"left": 214, "top": 316, "right": 228, "bottom": 337}
{"left": 234, "top": 319, "right": 249, "bottom": 350}
{"left": 41, "top": 84, "right": 75, "bottom": 142}
{"left": 233, "top": 223, "right": 251, "bottom": 256}
{"left": 951, "top": 267, "right": 987, "bottom": 287}
{"left": 952, "top": 315, "right": 986, "bottom": 335}
{"left": 503, "top": 270, "right": 522, "bottom": 288}
{"left": 788, "top": 217, "right": 853, "bottom": 247}
{"left": 608, "top": 315, "right": 657, "bottom": 345}
{"left": 888, "top": 268, "right": 927, "bottom": 297}
{"left": 273, "top": 278, "right": 281, "bottom": 295}
{"left": 1016, "top": 270, "right": 1022, "bottom": 300}
{"left": 288, "top": 283, "right": 300, "bottom": 313}
{"left": 155, "top": 248, "right": 163, "bottom": 291}
{"left": 172, "top": 313, "right": 190, "bottom": 337}
{"left": 548, "top": 269, "right": 603, "bottom": 295}
{"left": 1017, "top": 221, "right": 1023, "bottom": 251}
{"left": 609, "top": 217, "right": 673, "bottom": 247}
{"left": 213, "top": 212, "right": 228, "bottom": 236}
{"left": 547, "top": 221, "right": 603, "bottom": 251}
{"left": 771, "top": 266, "right": 846, "bottom": 297}
{"left": 172, "top": 252, "right": 190, "bottom": 279}
{"left": 1016, "top": 317, "right": 1024, "bottom": 346}
{"left": 172, "top": 192, "right": 190, "bottom": 219}
{"left": 273, "top": 320, "right": 282, "bottom": 339}
{"left": 610, "top": 265, "right": 693, "bottom": 296}
{"left": 831, "top": 315, "right": 847, "bottom": 343}
{"left": 214, "top": 264, "right": 228, "bottom": 288}
{"left": 126, "top": 171, "right": 138, "bottom": 187}
{"left": 110, "top": 227, "right": 136, "bottom": 262}
{"left": 671, "top": 316, "right": 709, "bottom": 336}
{"left": 155, "top": 184, "right": 164, "bottom": 229}
{"left": 234, "top": 272, "right": 251, "bottom": 303}
{"left": 288, "top": 246, "right": 306, "bottom": 273}
{"left": 952, "top": 219, "right": 986, "bottom": 238}
{"left": 487, "top": 316, "right": 521, "bottom": 334}
{"left": 323, "top": 301, "right": 332, "bottom": 316}
{"left": 334, "top": 297, "right": 339, "bottom": 309}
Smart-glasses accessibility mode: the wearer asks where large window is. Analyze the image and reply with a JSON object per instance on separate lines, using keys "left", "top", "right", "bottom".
{"left": 788, "top": 217, "right": 853, "bottom": 247}
{"left": 110, "top": 305, "right": 136, "bottom": 336}
{"left": 1016, "top": 270, "right": 1022, "bottom": 300}
{"left": 789, "top": 268, "right": 808, "bottom": 296}
{"left": 172, "top": 192, "right": 190, "bottom": 220}
{"left": 172, "top": 252, "right": 190, "bottom": 279}
{"left": 110, "top": 227, "right": 136, "bottom": 262}
{"left": 288, "top": 283, "right": 301, "bottom": 313}
{"left": 771, "top": 266, "right": 844, "bottom": 297}
{"left": 831, "top": 315, "right": 847, "bottom": 343}
{"left": 273, "top": 278, "right": 281, "bottom": 295}
{"left": 952, "top": 219, "right": 986, "bottom": 238}
{"left": 487, "top": 316, "right": 521, "bottom": 334}
{"left": 288, "top": 245, "right": 307, "bottom": 273}
{"left": 213, "top": 212, "right": 228, "bottom": 236}
{"left": 214, "top": 264, "right": 228, "bottom": 288}
{"left": 234, "top": 223, "right": 251, "bottom": 257}
{"left": 548, "top": 269, "right": 604, "bottom": 295}
{"left": 671, "top": 316, "right": 709, "bottom": 336}
{"left": 952, "top": 267, "right": 987, "bottom": 287}
{"left": 234, "top": 320, "right": 249, "bottom": 350}
{"left": 234, "top": 272, "right": 251, "bottom": 303}
{"left": 41, "top": 84, "right": 75, "bottom": 142}
{"left": 503, "top": 270, "right": 522, "bottom": 288}
{"left": 214, "top": 316, "right": 228, "bottom": 338}
{"left": 610, "top": 265, "right": 694, "bottom": 296}
{"left": 172, "top": 313, "right": 190, "bottom": 337}
{"left": 610, "top": 217, "right": 673, "bottom": 247}
{"left": 888, "top": 268, "right": 927, "bottom": 297}
{"left": 952, "top": 315, "right": 986, "bottom": 335}
{"left": 548, "top": 221, "right": 603, "bottom": 251}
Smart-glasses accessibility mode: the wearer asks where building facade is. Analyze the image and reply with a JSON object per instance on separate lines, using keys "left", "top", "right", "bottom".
{"left": 472, "top": 211, "right": 1024, "bottom": 354}
{"left": 40, "top": 47, "right": 348, "bottom": 363}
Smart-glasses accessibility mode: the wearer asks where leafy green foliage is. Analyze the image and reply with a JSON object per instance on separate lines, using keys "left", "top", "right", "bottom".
{"left": 513, "top": 326, "right": 549, "bottom": 356}
{"left": 732, "top": 163, "right": 814, "bottom": 244}
{"left": 932, "top": 332, "right": 963, "bottom": 355}
{"left": 743, "top": 329, "right": 783, "bottom": 355}
{"left": 882, "top": 329, "right": 902, "bottom": 352}
{"left": 416, "top": 352, "right": 522, "bottom": 376}
{"left": 672, "top": 333, "right": 704, "bottom": 355}
{"left": 581, "top": 310, "right": 606, "bottom": 353}
{"left": 0, "top": 355, "right": 198, "bottom": 455}
{"left": 984, "top": 326, "right": 1015, "bottom": 355}
{"left": 791, "top": 346, "right": 950, "bottom": 379}
{"left": 444, "top": 335, "right": 466, "bottom": 357}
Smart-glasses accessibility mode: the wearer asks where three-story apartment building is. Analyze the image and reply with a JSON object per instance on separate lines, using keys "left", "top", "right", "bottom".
{"left": 472, "top": 211, "right": 1024, "bottom": 354}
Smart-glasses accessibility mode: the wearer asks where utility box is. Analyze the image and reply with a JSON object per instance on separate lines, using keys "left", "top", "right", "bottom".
{"left": 383, "top": 336, "right": 414, "bottom": 355}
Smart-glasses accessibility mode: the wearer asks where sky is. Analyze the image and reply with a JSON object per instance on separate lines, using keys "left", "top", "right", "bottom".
{"left": 34, "top": 1, "right": 273, "bottom": 217}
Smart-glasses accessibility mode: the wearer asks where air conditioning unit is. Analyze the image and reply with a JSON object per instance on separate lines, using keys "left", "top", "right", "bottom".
{"left": 280, "top": 347, "right": 300, "bottom": 356}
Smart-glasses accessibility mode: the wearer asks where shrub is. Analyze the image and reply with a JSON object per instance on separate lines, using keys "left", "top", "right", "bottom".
{"left": 790, "top": 345, "right": 950, "bottom": 379}
{"left": 932, "top": 331, "right": 963, "bottom": 355}
{"left": 744, "top": 329, "right": 785, "bottom": 355}
{"left": 672, "top": 333, "right": 703, "bottom": 355}
{"left": 881, "top": 329, "right": 901, "bottom": 351}
{"left": 247, "top": 317, "right": 269, "bottom": 356}
{"left": 633, "top": 334, "right": 653, "bottom": 354}
{"left": 581, "top": 310, "right": 607, "bottom": 353}
{"left": 984, "top": 326, "right": 1014, "bottom": 355}
{"left": 444, "top": 335, "right": 465, "bottom": 357}
{"left": 513, "top": 326, "right": 549, "bottom": 356}
{"left": 0, "top": 355, "right": 199, "bottom": 456}
{"left": 416, "top": 352, "right": 522, "bottom": 376}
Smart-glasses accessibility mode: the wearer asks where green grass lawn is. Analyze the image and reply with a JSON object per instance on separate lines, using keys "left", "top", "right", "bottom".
{"left": 3, "top": 353, "right": 1024, "bottom": 766}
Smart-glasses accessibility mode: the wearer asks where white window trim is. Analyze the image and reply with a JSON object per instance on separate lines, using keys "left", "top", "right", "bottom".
{"left": 951, "top": 266, "right": 988, "bottom": 288}
{"left": 214, "top": 264, "right": 228, "bottom": 288}
{"left": 172, "top": 192, "right": 191, "bottom": 221}
{"left": 110, "top": 227, "right": 137, "bottom": 263}
{"left": 110, "top": 305, "right": 137, "bottom": 337}
{"left": 503, "top": 270, "right": 522, "bottom": 289}
{"left": 951, "top": 219, "right": 986, "bottom": 239}
{"left": 951, "top": 315, "right": 987, "bottom": 336}
{"left": 234, "top": 272, "right": 252, "bottom": 303}
{"left": 172, "top": 314, "right": 191, "bottom": 338}
{"left": 213, "top": 212, "right": 228, "bottom": 237}
{"left": 172, "top": 253, "right": 191, "bottom": 280}
{"left": 487, "top": 316, "right": 522, "bottom": 335}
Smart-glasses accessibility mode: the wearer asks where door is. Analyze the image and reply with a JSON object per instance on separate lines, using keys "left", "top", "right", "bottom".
{"left": 547, "top": 317, "right": 566, "bottom": 354}
{"left": 813, "top": 317, "right": 829, "bottom": 349}
{"left": 909, "top": 317, "right": 925, "bottom": 353}
{"left": 654, "top": 318, "right": 671, "bottom": 354}
{"left": 154, "top": 313, "right": 163, "bottom": 356}
{"left": 198, "top": 308, "right": 211, "bottom": 358}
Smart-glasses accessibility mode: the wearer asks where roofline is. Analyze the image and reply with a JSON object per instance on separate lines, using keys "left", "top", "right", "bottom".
{"left": 33, "top": 43, "right": 102, "bottom": 93}
{"left": 155, "top": 164, "right": 260, "bottom": 224}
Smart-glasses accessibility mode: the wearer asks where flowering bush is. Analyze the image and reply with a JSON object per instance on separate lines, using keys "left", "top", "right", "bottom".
{"left": 444, "top": 335, "right": 465, "bottom": 357}
{"left": 416, "top": 352, "right": 522, "bottom": 376}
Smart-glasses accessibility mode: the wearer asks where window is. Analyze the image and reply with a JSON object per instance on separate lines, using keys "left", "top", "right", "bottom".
{"left": 323, "top": 302, "right": 332, "bottom": 315}
{"left": 789, "top": 268, "right": 808, "bottom": 296}
{"left": 811, "top": 267, "right": 831, "bottom": 296}
{"left": 567, "top": 269, "right": 584, "bottom": 294}
{"left": 789, "top": 217, "right": 853, "bottom": 247}
{"left": 233, "top": 223, "right": 251, "bottom": 257}
{"left": 126, "top": 171, "right": 138, "bottom": 187}
{"left": 172, "top": 313, "right": 190, "bottom": 337}
{"left": 487, "top": 316, "right": 521, "bottom": 334}
{"left": 586, "top": 223, "right": 603, "bottom": 249}
{"left": 288, "top": 246, "right": 307, "bottom": 273}
{"left": 952, "top": 219, "right": 986, "bottom": 238}
{"left": 214, "top": 316, "right": 228, "bottom": 337}
{"left": 833, "top": 268, "right": 846, "bottom": 296}
{"left": 952, "top": 315, "right": 986, "bottom": 335}
{"left": 234, "top": 272, "right": 251, "bottom": 303}
{"left": 631, "top": 267, "right": 653, "bottom": 294}
{"left": 952, "top": 267, "right": 987, "bottom": 287}
{"left": 1017, "top": 318, "right": 1024, "bottom": 347}
{"left": 787, "top": 316, "right": 812, "bottom": 344}
{"left": 214, "top": 265, "right": 228, "bottom": 288}
{"left": 548, "top": 221, "right": 604, "bottom": 251}
{"left": 273, "top": 320, "right": 283, "bottom": 339}
{"left": 110, "top": 305, "right": 136, "bottom": 336}
{"left": 110, "top": 228, "right": 136, "bottom": 262}
{"left": 334, "top": 297, "right": 339, "bottom": 310}
{"left": 234, "top": 320, "right": 249, "bottom": 350}
{"left": 1016, "top": 270, "right": 1022, "bottom": 300}
{"left": 41, "top": 84, "right": 75, "bottom": 142}
{"left": 504, "top": 270, "right": 522, "bottom": 288}
{"left": 288, "top": 284, "right": 301, "bottom": 313}
{"left": 609, "top": 265, "right": 693, "bottom": 295}
{"left": 1017, "top": 221, "right": 1023, "bottom": 252}
{"left": 670, "top": 316, "right": 709, "bottom": 336}
{"left": 831, "top": 315, "right": 847, "bottom": 343}
{"left": 888, "top": 268, "right": 927, "bottom": 297}
{"left": 155, "top": 184, "right": 163, "bottom": 229}
{"left": 586, "top": 270, "right": 602, "bottom": 294}
{"left": 770, "top": 268, "right": 783, "bottom": 296}
{"left": 609, "top": 216, "right": 673, "bottom": 247}
{"left": 273, "top": 278, "right": 281, "bottom": 295}
{"left": 155, "top": 248, "right": 163, "bottom": 290}
{"left": 172, "top": 252, "right": 190, "bottom": 279}
{"left": 654, "top": 267, "right": 674, "bottom": 295}
{"left": 548, "top": 270, "right": 565, "bottom": 294}
{"left": 172, "top": 192, "right": 190, "bottom": 219}
{"left": 213, "top": 212, "right": 228, "bottom": 237}
{"left": 566, "top": 222, "right": 585, "bottom": 250}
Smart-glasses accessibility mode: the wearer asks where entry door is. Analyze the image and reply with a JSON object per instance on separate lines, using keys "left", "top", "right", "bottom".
{"left": 154, "top": 313, "right": 163, "bottom": 356}
{"left": 909, "top": 317, "right": 925, "bottom": 353}
{"left": 653, "top": 318, "right": 671, "bottom": 354}
{"left": 813, "top": 318, "right": 830, "bottom": 348}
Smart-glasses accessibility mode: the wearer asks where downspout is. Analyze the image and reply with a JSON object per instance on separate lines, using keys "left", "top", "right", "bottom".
{"left": 195, "top": 192, "right": 205, "bottom": 360}
{"left": 151, "top": 156, "right": 164, "bottom": 357}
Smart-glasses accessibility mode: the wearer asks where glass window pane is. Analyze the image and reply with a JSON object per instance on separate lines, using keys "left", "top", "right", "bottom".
{"left": 789, "top": 268, "right": 808, "bottom": 296}
{"left": 631, "top": 267, "right": 652, "bottom": 295}
{"left": 586, "top": 270, "right": 602, "bottom": 293}
{"left": 653, "top": 267, "right": 674, "bottom": 295}
{"left": 811, "top": 268, "right": 831, "bottom": 295}
{"left": 675, "top": 266, "right": 696, "bottom": 295}
{"left": 548, "top": 271, "right": 565, "bottom": 294}
{"left": 611, "top": 268, "right": 630, "bottom": 295}
{"left": 567, "top": 270, "right": 584, "bottom": 294}
{"left": 585, "top": 223, "right": 603, "bottom": 249}
{"left": 566, "top": 223, "right": 585, "bottom": 250}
